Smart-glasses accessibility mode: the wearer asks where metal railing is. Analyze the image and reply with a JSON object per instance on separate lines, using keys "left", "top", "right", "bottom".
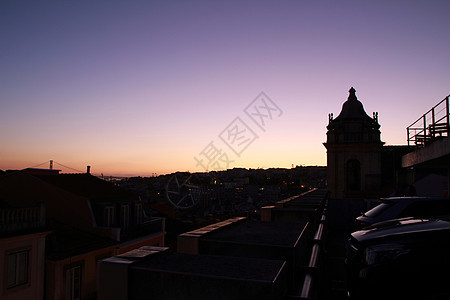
{"left": 407, "top": 95, "right": 450, "bottom": 146}
{"left": 299, "top": 201, "right": 328, "bottom": 300}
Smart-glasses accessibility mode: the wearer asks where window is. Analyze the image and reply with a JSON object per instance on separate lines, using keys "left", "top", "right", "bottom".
{"left": 134, "top": 203, "right": 143, "bottom": 225}
{"left": 103, "top": 206, "right": 114, "bottom": 227}
{"left": 66, "top": 266, "right": 81, "bottom": 300}
{"left": 7, "top": 250, "right": 29, "bottom": 289}
{"left": 120, "top": 205, "right": 129, "bottom": 234}
{"left": 364, "top": 202, "right": 393, "bottom": 218}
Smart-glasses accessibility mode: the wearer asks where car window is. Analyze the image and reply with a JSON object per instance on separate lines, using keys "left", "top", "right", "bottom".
{"left": 399, "top": 200, "right": 450, "bottom": 218}
{"left": 364, "top": 203, "right": 393, "bottom": 218}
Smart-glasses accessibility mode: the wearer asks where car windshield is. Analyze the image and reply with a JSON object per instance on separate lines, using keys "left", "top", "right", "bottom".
{"left": 364, "top": 202, "right": 393, "bottom": 218}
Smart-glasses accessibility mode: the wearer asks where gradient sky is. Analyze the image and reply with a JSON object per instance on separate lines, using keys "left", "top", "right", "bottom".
{"left": 1, "top": 0, "right": 449, "bottom": 176}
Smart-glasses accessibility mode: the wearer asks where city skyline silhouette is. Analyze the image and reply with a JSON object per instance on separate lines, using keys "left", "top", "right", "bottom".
{"left": 1, "top": 1, "right": 449, "bottom": 176}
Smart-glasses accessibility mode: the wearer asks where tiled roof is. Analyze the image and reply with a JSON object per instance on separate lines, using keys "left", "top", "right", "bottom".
{"left": 36, "top": 173, "right": 138, "bottom": 202}
{"left": 0, "top": 172, "right": 96, "bottom": 230}
{"left": 0, "top": 172, "right": 83, "bottom": 206}
{"left": 46, "top": 220, "right": 118, "bottom": 260}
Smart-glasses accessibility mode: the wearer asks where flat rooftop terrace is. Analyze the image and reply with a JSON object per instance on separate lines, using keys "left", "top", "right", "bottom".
{"left": 132, "top": 252, "right": 285, "bottom": 282}
{"left": 201, "top": 220, "right": 308, "bottom": 247}
{"left": 100, "top": 246, "right": 289, "bottom": 300}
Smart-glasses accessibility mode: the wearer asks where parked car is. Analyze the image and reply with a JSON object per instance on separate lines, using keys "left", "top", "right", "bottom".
{"left": 346, "top": 217, "right": 450, "bottom": 300}
{"left": 355, "top": 197, "right": 450, "bottom": 229}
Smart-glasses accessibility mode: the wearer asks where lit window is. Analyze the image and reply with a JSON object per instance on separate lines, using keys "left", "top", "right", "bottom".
{"left": 7, "top": 250, "right": 29, "bottom": 289}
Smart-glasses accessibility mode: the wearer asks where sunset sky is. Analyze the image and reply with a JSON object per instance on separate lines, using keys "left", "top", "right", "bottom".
{"left": 1, "top": 0, "right": 449, "bottom": 176}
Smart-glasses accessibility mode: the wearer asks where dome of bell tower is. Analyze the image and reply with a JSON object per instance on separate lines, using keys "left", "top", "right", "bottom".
{"left": 325, "top": 87, "right": 382, "bottom": 144}
{"left": 334, "top": 87, "right": 373, "bottom": 121}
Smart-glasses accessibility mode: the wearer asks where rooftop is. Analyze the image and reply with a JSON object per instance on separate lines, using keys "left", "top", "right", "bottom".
{"left": 133, "top": 252, "right": 285, "bottom": 282}
{"left": 36, "top": 173, "right": 138, "bottom": 201}
{"left": 46, "top": 220, "right": 118, "bottom": 260}
{"left": 100, "top": 246, "right": 288, "bottom": 300}
{"left": 201, "top": 220, "right": 307, "bottom": 247}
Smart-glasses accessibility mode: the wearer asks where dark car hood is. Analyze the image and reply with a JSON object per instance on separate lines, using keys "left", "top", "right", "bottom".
{"left": 352, "top": 218, "right": 450, "bottom": 244}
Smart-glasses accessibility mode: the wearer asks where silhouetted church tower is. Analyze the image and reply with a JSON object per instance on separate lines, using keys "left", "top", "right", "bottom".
{"left": 324, "top": 87, "right": 384, "bottom": 198}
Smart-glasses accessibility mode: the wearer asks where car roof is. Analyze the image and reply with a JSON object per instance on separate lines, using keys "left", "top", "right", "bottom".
{"left": 381, "top": 197, "right": 450, "bottom": 203}
{"left": 352, "top": 217, "right": 450, "bottom": 243}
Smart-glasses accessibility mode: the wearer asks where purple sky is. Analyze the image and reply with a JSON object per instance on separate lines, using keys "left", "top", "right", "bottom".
{"left": 1, "top": 0, "right": 449, "bottom": 176}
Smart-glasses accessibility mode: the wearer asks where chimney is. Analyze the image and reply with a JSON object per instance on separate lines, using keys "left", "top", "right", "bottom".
{"left": 86, "top": 165, "right": 91, "bottom": 174}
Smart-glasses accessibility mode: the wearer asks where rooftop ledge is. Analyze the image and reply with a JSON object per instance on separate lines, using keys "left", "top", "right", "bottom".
{"left": 178, "top": 217, "right": 246, "bottom": 254}
{"left": 402, "top": 137, "right": 450, "bottom": 168}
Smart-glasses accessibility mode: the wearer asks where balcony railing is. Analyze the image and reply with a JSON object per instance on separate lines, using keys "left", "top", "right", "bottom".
{"left": 0, "top": 203, "right": 45, "bottom": 233}
{"left": 407, "top": 95, "right": 450, "bottom": 146}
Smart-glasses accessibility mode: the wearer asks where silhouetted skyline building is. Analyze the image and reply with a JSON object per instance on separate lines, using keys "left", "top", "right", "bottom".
{"left": 324, "top": 87, "right": 384, "bottom": 198}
